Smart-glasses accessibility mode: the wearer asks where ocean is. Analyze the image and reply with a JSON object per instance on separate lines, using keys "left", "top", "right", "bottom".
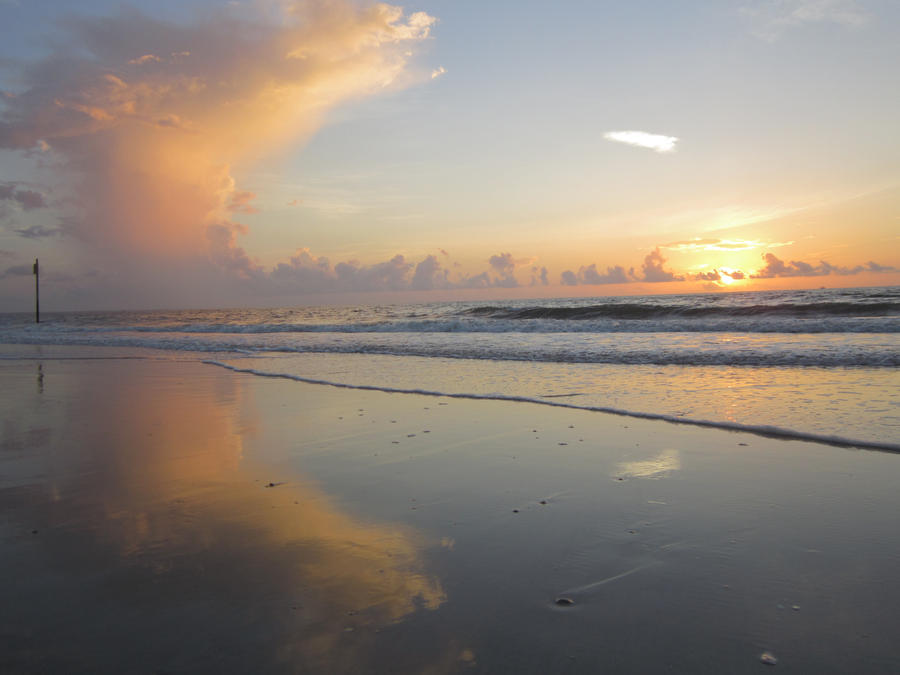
{"left": 1, "top": 285, "right": 897, "bottom": 450}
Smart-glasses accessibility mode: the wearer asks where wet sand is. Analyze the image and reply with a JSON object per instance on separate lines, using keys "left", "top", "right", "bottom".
{"left": 2, "top": 345, "right": 900, "bottom": 674}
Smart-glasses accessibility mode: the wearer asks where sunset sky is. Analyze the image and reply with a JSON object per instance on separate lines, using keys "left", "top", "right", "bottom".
{"left": 1, "top": 0, "right": 898, "bottom": 309}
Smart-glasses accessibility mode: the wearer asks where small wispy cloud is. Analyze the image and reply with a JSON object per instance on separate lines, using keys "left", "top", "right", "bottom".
{"left": 430, "top": 66, "right": 446, "bottom": 79}
{"left": 603, "top": 130, "right": 678, "bottom": 153}
{"left": 741, "top": 0, "right": 868, "bottom": 40}
{"left": 661, "top": 238, "right": 794, "bottom": 252}
{"left": 128, "top": 54, "right": 162, "bottom": 65}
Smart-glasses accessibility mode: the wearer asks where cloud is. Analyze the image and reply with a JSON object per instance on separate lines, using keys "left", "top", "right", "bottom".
{"left": 691, "top": 268, "right": 746, "bottom": 283}
{"left": 228, "top": 190, "right": 259, "bottom": 214}
{"left": 206, "top": 223, "right": 263, "bottom": 280}
{"left": 411, "top": 254, "right": 450, "bottom": 290}
{"left": 430, "top": 66, "right": 446, "bottom": 79}
{"left": 269, "top": 249, "right": 522, "bottom": 294}
{"left": 488, "top": 252, "right": 515, "bottom": 276}
{"left": 560, "top": 270, "right": 577, "bottom": 286}
{"left": 483, "top": 251, "right": 528, "bottom": 287}
{"left": 865, "top": 261, "right": 897, "bottom": 273}
{"left": 335, "top": 254, "right": 412, "bottom": 291}
{"left": 603, "top": 130, "right": 678, "bottom": 153}
{"left": 560, "top": 263, "right": 631, "bottom": 286}
{"left": 269, "top": 249, "right": 424, "bottom": 293}
{"left": 640, "top": 248, "right": 684, "bottom": 282}
{"left": 661, "top": 237, "right": 793, "bottom": 252}
{"left": 0, "top": 182, "right": 48, "bottom": 223}
{"left": 0, "top": 264, "right": 33, "bottom": 279}
{"left": 0, "top": 2, "right": 436, "bottom": 284}
{"left": 741, "top": 0, "right": 868, "bottom": 40}
{"left": 458, "top": 272, "right": 493, "bottom": 289}
{"left": 13, "top": 224, "right": 65, "bottom": 239}
{"left": 128, "top": 54, "right": 162, "bottom": 65}
{"left": 560, "top": 249, "right": 685, "bottom": 286}
{"left": 693, "top": 270, "right": 721, "bottom": 282}
{"left": 750, "top": 252, "right": 897, "bottom": 278}
{"left": 580, "top": 263, "right": 631, "bottom": 285}
{"left": 0, "top": 183, "right": 47, "bottom": 210}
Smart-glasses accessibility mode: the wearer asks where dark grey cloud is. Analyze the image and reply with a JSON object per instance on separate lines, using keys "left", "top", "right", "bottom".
{"left": 561, "top": 249, "right": 682, "bottom": 286}
{"left": 0, "top": 264, "right": 33, "bottom": 279}
{"left": 334, "top": 254, "right": 412, "bottom": 292}
{"left": 489, "top": 252, "right": 515, "bottom": 276}
{"left": 13, "top": 224, "right": 64, "bottom": 239}
{"left": 530, "top": 266, "right": 549, "bottom": 286}
{"left": 750, "top": 253, "right": 897, "bottom": 278}
{"left": 411, "top": 254, "right": 450, "bottom": 290}
{"left": 0, "top": 183, "right": 47, "bottom": 210}
{"left": 640, "top": 248, "right": 683, "bottom": 282}
{"left": 269, "top": 249, "right": 522, "bottom": 294}
{"left": 560, "top": 264, "right": 632, "bottom": 286}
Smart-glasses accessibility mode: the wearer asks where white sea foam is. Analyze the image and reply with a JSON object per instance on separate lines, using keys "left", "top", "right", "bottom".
{"left": 2, "top": 287, "right": 897, "bottom": 448}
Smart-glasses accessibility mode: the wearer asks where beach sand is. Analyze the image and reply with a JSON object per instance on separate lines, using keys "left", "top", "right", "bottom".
{"left": 2, "top": 346, "right": 900, "bottom": 674}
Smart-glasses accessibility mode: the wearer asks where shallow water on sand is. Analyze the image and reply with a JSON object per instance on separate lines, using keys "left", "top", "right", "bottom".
{"left": 217, "top": 351, "right": 900, "bottom": 449}
{"left": 2, "top": 350, "right": 900, "bottom": 673}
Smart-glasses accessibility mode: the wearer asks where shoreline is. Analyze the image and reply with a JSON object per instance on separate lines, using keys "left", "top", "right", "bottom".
{"left": 2, "top": 345, "right": 900, "bottom": 673}
{"left": 204, "top": 358, "right": 900, "bottom": 453}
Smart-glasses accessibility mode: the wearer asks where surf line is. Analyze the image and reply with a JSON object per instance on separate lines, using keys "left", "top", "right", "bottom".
{"left": 201, "top": 360, "right": 900, "bottom": 454}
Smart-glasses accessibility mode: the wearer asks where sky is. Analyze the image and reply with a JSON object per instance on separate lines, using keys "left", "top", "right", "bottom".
{"left": 1, "top": 0, "right": 898, "bottom": 310}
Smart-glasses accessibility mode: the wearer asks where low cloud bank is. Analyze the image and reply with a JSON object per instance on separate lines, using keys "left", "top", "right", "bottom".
{"left": 560, "top": 248, "right": 895, "bottom": 288}
{"left": 561, "top": 248, "right": 682, "bottom": 285}
{"left": 750, "top": 253, "right": 896, "bottom": 278}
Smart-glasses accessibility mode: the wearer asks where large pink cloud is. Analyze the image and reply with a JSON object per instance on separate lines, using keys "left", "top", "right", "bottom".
{"left": 0, "top": 2, "right": 436, "bottom": 284}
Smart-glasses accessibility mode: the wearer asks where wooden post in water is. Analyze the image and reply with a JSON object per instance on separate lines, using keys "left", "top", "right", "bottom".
{"left": 33, "top": 258, "right": 39, "bottom": 323}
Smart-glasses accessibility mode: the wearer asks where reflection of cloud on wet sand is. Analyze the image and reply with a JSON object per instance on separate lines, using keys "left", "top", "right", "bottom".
{"left": 616, "top": 448, "right": 681, "bottom": 479}
{"left": 0, "top": 357, "right": 447, "bottom": 672}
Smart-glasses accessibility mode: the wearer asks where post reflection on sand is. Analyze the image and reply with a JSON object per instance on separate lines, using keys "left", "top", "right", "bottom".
{"left": 2, "top": 357, "right": 448, "bottom": 672}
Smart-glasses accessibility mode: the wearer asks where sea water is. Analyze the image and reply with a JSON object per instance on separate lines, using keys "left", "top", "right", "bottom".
{"left": 1, "top": 286, "right": 897, "bottom": 449}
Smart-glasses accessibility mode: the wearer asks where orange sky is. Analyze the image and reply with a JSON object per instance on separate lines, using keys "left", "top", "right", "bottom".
{"left": 0, "top": 0, "right": 897, "bottom": 309}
